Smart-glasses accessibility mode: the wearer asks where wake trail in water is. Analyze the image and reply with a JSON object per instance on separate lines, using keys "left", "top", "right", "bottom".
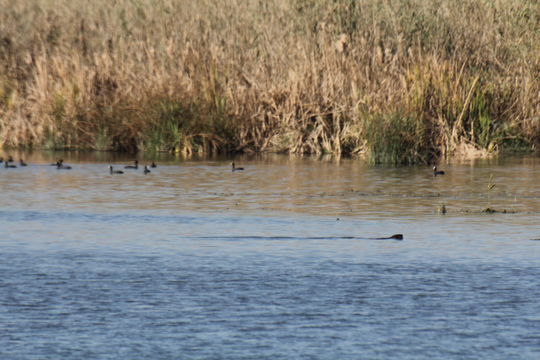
{"left": 194, "top": 234, "right": 404, "bottom": 241}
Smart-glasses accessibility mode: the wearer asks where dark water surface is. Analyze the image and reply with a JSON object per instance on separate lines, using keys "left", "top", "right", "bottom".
{"left": 1, "top": 153, "right": 539, "bottom": 359}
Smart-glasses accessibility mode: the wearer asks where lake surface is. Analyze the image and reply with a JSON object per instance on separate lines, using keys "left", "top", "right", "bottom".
{"left": 1, "top": 152, "right": 539, "bottom": 359}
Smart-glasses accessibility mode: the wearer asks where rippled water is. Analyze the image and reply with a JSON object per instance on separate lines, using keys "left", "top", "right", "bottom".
{"left": 1, "top": 153, "right": 539, "bottom": 359}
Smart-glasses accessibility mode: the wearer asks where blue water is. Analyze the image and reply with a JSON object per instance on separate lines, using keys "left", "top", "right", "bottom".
{"left": 1, "top": 155, "right": 539, "bottom": 359}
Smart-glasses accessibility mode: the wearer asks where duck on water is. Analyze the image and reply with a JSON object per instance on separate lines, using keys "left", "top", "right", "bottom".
{"left": 57, "top": 160, "right": 72, "bottom": 169}
{"left": 109, "top": 166, "right": 124, "bottom": 174}
{"left": 231, "top": 162, "right": 244, "bottom": 172}
{"left": 52, "top": 159, "right": 72, "bottom": 169}
{"left": 433, "top": 166, "right": 445, "bottom": 176}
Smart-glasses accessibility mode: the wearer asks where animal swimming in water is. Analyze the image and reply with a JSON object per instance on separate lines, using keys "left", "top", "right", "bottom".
{"left": 231, "top": 162, "right": 244, "bottom": 172}
{"left": 433, "top": 166, "right": 445, "bottom": 176}
{"left": 109, "top": 166, "right": 124, "bottom": 174}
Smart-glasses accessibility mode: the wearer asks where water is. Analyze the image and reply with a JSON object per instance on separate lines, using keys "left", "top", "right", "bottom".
{"left": 1, "top": 153, "right": 539, "bottom": 359}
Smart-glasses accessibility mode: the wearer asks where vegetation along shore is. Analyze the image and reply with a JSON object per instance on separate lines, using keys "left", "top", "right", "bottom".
{"left": 1, "top": 0, "right": 540, "bottom": 163}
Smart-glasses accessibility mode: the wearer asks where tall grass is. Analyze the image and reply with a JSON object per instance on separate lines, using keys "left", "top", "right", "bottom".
{"left": 1, "top": 0, "right": 540, "bottom": 163}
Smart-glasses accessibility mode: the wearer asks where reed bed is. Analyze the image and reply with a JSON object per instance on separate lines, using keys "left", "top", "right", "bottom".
{"left": 1, "top": 0, "right": 540, "bottom": 163}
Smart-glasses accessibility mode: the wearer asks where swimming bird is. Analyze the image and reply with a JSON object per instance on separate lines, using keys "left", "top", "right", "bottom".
{"left": 109, "top": 165, "right": 124, "bottom": 174}
{"left": 144, "top": 165, "right": 151, "bottom": 175}
{"left": 52, "top": 159, "right": 63, "bottom": 166}
{"left": 231, "top": 162, "right": 244, "bottom": 172}
{"left": 150, "top": 161, "right": 157, "bottom": 168}
{"left": 57, "top": 161, "right": 72, "bottom": 170}
{"left": 4, "top": 161, "right": 16, "bottom": 168}
{"left": 433, "top": 166, "right": 445, "bottom": 176}
{"left": 125, "top": 160, "right": 138, "bottom": 169}
{"left": 7, "top": 155, "right": 14, "bottom": 163}
{"left": 20, "top": 159, "right": 27, "bottom": 166}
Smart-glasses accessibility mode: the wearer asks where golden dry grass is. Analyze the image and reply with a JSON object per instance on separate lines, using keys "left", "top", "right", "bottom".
{"left": 1, "top": 0, "right": 540, "bottom": 162}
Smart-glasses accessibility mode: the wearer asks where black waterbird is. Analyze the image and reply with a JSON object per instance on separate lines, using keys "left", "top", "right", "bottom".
{"left": 433, "top": 166, "right": 445, "bottom": 176}
{"left": 109, "top": 166, "right": 124, "bottom": 174}
{"left": 231, "top": 162, "right": 244, "bottom": 172}
{"left": 57, "top": 161, "right": 72, "bottom": 169}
